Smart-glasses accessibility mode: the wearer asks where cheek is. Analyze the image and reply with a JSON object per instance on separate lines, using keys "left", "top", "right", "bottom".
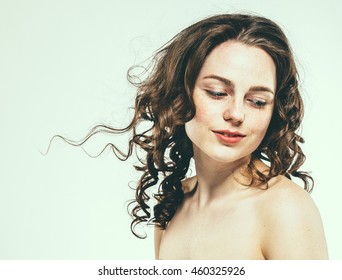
{"left": 185, "top": 96, "right": 213, "bottom": 138}
{"left": 248, "top": 110, "right": 273, "bottom": 136}
{"left": 193, "top": 105, "right": 207, "bottom": 123}
{"left": 192, "top": 95, "right": 217, "bottom": 123}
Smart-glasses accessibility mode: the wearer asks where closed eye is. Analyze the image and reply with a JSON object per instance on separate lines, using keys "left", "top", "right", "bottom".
{"left": 205, "top": 90, "right": 227, "bottom": 99}
{"left": 247, "top": 98, "right": 267, "bottom": 108}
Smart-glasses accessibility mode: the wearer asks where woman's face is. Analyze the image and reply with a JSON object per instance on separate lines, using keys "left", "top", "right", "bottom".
{"left": 185, "top": 41, "right": 276, "bottom": 164}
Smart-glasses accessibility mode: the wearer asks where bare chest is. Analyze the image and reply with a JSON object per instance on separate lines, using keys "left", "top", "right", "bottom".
{"left": 158, "top": 202, "right": 264, "bottom": 259}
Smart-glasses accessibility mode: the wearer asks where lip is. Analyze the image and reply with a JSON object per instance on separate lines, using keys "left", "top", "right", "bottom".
{"left": 212, "top": 129, "right": 246, "bottom": 144}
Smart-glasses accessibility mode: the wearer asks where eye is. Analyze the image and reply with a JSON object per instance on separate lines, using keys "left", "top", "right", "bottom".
{"left": 205, "top": 90, "right": 227, "bottom": 99}
{"left": 247, "top": 98, "right": 267, "bottom": 108}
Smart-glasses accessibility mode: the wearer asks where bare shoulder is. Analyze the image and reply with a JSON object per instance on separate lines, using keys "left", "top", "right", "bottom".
{"left": 260, "top": 175, "right": 315, "bottom": 213}
{"left": 258, "top": 175, "right": 328, "bottom": 259}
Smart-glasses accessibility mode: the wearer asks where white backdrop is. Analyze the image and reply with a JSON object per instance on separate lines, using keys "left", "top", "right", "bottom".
{"left": 1, "top": 0, "right": 341, "bottom": 259}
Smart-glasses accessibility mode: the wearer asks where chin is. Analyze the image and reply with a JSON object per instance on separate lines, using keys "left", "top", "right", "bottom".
{"left": 204, "top": 150, "right": 251, "bottom": 164}
{"left": 192, "top": 142, "right": 254, "bottom": 165}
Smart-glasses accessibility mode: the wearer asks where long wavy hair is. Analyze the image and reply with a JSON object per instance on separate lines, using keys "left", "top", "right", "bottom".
{"left": 56, "top": 13, "right": 313, "bottom": 238}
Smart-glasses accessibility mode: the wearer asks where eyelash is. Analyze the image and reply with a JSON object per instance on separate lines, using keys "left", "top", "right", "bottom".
{"left": 205, "top": 90, "right": 227, "bottom": 99}
{"left": 205, "top": 90, "right": 268, "bottom": 108}
{"left": 248, "top": 99, "right": 267, "bottom": 108}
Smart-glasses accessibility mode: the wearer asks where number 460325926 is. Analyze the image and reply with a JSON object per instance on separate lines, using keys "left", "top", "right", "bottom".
{"left": 190, "top": 266, "right": 246, "bottom": 276}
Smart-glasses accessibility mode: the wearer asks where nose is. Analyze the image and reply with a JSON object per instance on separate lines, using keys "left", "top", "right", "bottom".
{"left": 223, "top": 98, "right": 245, "bottom": 125}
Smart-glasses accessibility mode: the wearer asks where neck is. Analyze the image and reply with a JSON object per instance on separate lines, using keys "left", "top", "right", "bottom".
{"left": 191, "top": 148, "right": 252, "bottom": 208}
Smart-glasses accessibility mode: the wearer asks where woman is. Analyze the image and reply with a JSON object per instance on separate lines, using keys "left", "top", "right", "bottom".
{"left": 61, "top": 13, "right": 328, "bottom": 259}
{"left": 147, "top": 13, "right": 327, "bottom": 260}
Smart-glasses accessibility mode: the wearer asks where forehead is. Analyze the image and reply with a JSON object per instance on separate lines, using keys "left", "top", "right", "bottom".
{"left": 197, "top": 41, "right": 276, "bottom": 91}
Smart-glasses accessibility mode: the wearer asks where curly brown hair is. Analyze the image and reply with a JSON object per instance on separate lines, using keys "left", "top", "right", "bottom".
{"left": 55, "top": 13, "right": 313, "bottom": 238}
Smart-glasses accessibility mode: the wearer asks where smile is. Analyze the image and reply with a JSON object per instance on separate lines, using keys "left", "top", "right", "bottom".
{"left": 212, "top": 130, "right": 246, "bottom": 144}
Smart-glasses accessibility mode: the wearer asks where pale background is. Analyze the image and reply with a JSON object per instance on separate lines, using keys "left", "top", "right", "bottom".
{"left": 1, "top": 0, "right": 341, "bottom": 259}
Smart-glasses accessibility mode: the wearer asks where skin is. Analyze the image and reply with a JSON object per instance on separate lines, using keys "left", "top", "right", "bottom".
{"left": 154, "top": 41, "right": 328, "bottom": 260}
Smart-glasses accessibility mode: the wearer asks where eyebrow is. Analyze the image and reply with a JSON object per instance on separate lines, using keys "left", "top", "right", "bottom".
{"left": 202, "top": 74, "right": 275, "bottom": 95}
{"left": 203, "top": 75, "right": 234, "bottom": 88}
